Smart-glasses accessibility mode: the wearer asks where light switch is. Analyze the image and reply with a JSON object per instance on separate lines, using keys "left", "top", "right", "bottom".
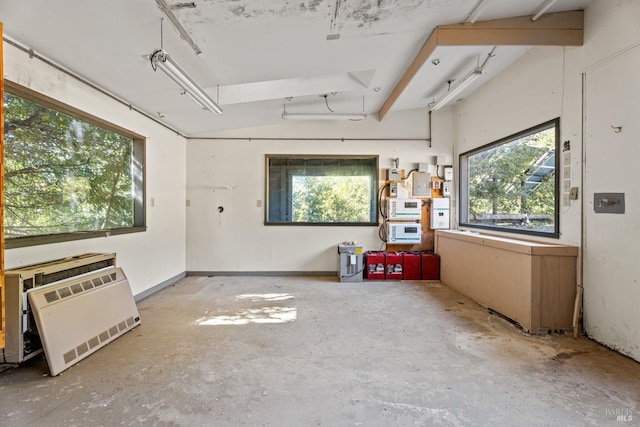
{"left": 593, "top": 192, "right": 625, "bottom": 214}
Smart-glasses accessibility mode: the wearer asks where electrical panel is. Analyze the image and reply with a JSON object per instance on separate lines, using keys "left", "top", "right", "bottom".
{"left": 387, "top": 198, "right": 422, "bottom": 220}
{"left": 338, "top": 243, "right": 363, "bottom": 282}
{"left": 412, "top": 172, "right": 431, "bottom": 197}
{"left": 387, "top": 223, "right": 422, "bottom": 244}
{"left": 431, "top": 198, "right": 450, "bottom": 229}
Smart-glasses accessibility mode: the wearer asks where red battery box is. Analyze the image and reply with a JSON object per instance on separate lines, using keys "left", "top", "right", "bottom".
{"left": 402, "top": 252, "right": 421, "bottom": 280}
{"left": 365, "top": 251, "right": 385, "bottom": 280}
{"left": 421, "top": 253, "right": 440, "bottom": 280}
{"left": 385, "top": 252, "right": 403, "bottom": 280}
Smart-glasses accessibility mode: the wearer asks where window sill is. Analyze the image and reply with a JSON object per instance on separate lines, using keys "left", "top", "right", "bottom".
{"left": 459, "top": 223, "right": 559, "bottom": 239}
{"left": 5, "top": 227, "right": 147, "bottom": 249}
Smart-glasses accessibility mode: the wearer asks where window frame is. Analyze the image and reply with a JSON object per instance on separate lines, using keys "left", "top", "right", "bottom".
{"left": 4, "top": 81, "right": 146, "bottom": 249}
{"left": 459, "top": 118, "right": 560, "bottom": 238}
{"left": 264, "top": 154, "right": 379, "bottom": 226}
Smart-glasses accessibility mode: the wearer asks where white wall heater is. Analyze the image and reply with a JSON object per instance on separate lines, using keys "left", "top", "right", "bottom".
{"left": 4, "top": 252, "right": 117, "bottom": 363}
{"left": 27, "top": 267, "right": 140, "bottom": 376}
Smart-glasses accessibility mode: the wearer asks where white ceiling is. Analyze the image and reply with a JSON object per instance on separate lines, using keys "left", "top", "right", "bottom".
{"left": 1, "top": 0, "right": 592, "bottom": 136}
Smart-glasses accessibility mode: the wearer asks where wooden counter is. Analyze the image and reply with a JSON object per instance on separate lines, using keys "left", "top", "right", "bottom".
{"left": 435, "top": 230, "right": 578, "bottom": 334}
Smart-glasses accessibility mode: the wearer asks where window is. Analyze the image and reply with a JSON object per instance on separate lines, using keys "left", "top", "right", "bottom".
{"left": 459, "top": 119, "right": 559, "bottom": 237}
{"left": 266, "top": 155, "right": 378, "bottom": 225}
{"left": 4, "top": 82, "right": 145, "bottom": 248}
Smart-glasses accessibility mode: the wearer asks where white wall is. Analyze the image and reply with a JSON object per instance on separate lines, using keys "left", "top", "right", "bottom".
{"left": 3, "top": 42, "right": 187, "bottom": 297}
{"left": 186, "top": 109, "right": 451, "bottom": 272}
{"left": 449, "top": 0, "right": 640, "bottom": 360}
{"left": 583, "top": 47, "right": 640, "bottom": 362}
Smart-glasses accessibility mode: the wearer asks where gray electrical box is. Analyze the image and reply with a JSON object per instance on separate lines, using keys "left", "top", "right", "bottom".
{"left": 337, "top": 243, "right": 363, "bottom": 282}
{"left": 412, "top": 172, "right": 431, "bottom": 197}
{"left": 387, "top": 168, "right": 402, "bottom": 181}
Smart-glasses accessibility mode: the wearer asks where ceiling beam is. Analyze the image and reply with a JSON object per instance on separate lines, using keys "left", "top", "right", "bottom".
{"left": 377, "top": 29, "right": 439, "bottom": 122}
{"left": 378, "top": 10, "right": 584, "bottom": 120}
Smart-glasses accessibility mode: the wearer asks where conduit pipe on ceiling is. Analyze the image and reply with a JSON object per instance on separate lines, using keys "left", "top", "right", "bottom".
{"left": 155, "top": 0, "right": 202, "bottom": 54}
{"left": 466, "top": 0, "right": 489, "bottom": 24}
{"left": 532, "top": 0, "right": 558, "bottom": 21}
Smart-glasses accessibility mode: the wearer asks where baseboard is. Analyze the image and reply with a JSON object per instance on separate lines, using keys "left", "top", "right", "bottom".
{"left": 186, "top": 271, "right": 336, "bottom": 277}
{"left": 135, "top": 271, "right": 186, "bottom": 301}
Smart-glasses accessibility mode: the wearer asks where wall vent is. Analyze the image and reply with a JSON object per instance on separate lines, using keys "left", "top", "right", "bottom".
{"left": 4, "top": 252, "right": 117, "bottom": 364}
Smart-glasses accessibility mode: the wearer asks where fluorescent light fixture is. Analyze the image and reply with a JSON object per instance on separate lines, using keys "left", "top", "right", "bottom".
{"left": 532, "top": 0, "right": 558, "bottom": 21}
{"left": 281, "top": 112, "right": 367, "bottom": 121}
{"left": 150, "top": 49, "right": 222, "bottom": 114}
{"left": 430, "top": 67, "right": 484, "bottom": 111}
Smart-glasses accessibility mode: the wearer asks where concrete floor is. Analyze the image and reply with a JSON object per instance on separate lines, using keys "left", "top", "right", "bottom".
{"left": 0, "top": 276, "right": 639, "bottom": 426}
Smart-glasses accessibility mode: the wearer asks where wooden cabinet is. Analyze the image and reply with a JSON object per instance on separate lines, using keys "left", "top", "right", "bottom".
{"left": 435, "top": 230, "right": 578, "bottom": 334}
